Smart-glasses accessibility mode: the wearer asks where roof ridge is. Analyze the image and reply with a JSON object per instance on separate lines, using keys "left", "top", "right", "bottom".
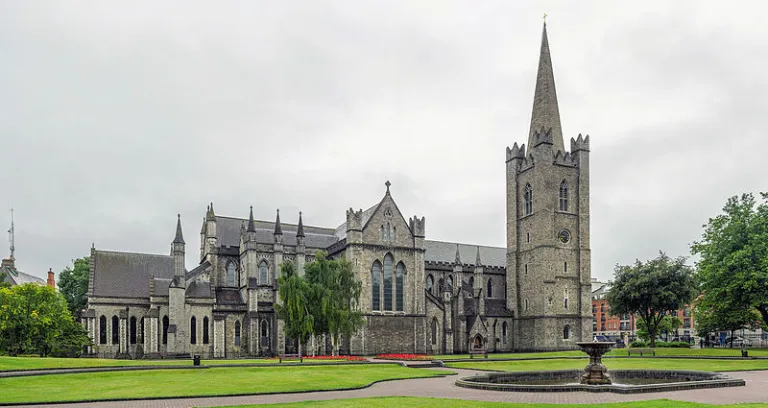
{"left": 424, "top": 239, "right": 505, "bottom": 250}
{"left": 94, "top": 249, "right": 173, "bottom": 258}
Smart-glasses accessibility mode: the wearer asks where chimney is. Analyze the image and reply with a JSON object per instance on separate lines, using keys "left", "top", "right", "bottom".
{"left": 1, "top": 257, "right": 14, "bottom": 268}
{"left": 47, "top": 268, "right": 55, "bottom": 288}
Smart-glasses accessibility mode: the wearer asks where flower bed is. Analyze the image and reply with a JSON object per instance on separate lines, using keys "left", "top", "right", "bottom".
{"left": 375, "top": 353, "right": 433, "bottom": 361}
{"left": 305, "top": 355, "right": 367, "bottom": 362}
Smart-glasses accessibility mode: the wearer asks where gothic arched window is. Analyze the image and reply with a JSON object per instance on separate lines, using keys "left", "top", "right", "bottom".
{"left": 99, "top": 315, "right": 107, "bottom": 344}
{"left": 372, "top": 261, "right": 382, "bottom": 311}
{"left": 190, "top": 316, "right": 197, "bottom": 344}
{"left": 162, "top": 315, "right": 169, "bottom": 345}
{"left": 426, "top": 274, "right": 434, "bottom": 294}
{"left": 111, "top": 315, "right": 119, "bottom": 344}
{"left": 386, "top": 223, "right": 391, "bottom": 241}
{"left": 259, "top": 260, "right": 268, "bottom": 285}
{"left": 487, "top": 278, "right": 493, "bottom": 298}
{"left": 559, "top": 180, "right": 568, "bottom": 212}
{"left": 383, "top": 254, "right": 393, "bottom": 311}
{"left": 524, "top": 183, "right": 533, "bottom": 215}
{"left": 468, "top": 276, "right": 474, "bottom": 289}
{"left": 226, "top": 261, "right": 236, "bottom": 287}
{"left": 431, "top": 318, "right": 438, "bottom": 345}
{"left": 502, "top": 322, "right": 508, "bottom": 344}
{"left": 563, "top": 325, "right": 571, "bottom": 340}
{"left": 447, "top": 275, "right": 453, "bottom": 291}
{"left": 140, "top": 317, "right": 145, "bottom": 344}
{"left": 203, "top": 317, "right": 209, "bottom": 344}
{"left": 129, "top": 316, "right": 137, "bottom": 344}
{"left": 396, "top": 262, "right": 405, "bottom": 312}
{"left": 234, "top": 320, "right": 241, "bottom": 346}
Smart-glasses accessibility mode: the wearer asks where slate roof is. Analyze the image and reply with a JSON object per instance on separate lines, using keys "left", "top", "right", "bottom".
{"left": 186, "top": 280, "right": 212, "bottom": 298}
{"left": 424, "top": 241, "right": 505, "bottom": 268}
{"left": 92, "top": 250, "right": 174, "bottom": 298}
{"left": 0, "top": 264, "right": 45, "bottom": 286}
{"left": 486, "top": 299, "right": 512, "bottom": 317}
{"left": 186, "top": 261, "right": 210, "bottom": 281}
{"left": 216, "top": 216, "right": 338, "bottom": 249}
{"left": 216, "top": 287, "right": 244, "bottom": 305}
{"left": 152, "top": 278, "right": 172, "bottom": 296}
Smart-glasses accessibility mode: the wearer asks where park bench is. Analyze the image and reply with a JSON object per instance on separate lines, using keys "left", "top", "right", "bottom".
{"left": 279, "top": 353, "right": 303, "bottom": 363}
{"left": 469, "top": 349, "right": 488, "bottom": 359}
{"left": 627, "top": 348, "right": 655, "bottom": 356}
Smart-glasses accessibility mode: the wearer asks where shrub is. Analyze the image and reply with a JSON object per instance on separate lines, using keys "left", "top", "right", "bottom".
{"left": 630, "top": 340, "right": 647, "bottom": 348}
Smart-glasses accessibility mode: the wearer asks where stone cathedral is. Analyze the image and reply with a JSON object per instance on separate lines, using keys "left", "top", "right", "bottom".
{"left": 81, "top": 23, "right": 592, "bottom": 358}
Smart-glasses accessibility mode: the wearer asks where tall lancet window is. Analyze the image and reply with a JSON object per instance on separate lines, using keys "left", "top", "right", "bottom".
{"left": 372, "top": 261, "right": 382, "bottom": 311}
{"left": 559, "top": 180, "right": 568, "bottom": 212}
{"left": 396, "top": 262, "right": 405, "bottom": 311}
{"left": 259, "top": 261, "right": 268, "bottom": 285}
{"left": 524, "top": 183, "right": 533, "bottom": 215}
{"left": 383, "top": 254, "right": 393, "bottom": 311}
{"left": 226, "top": 262, "right": 236, "bottom": 287}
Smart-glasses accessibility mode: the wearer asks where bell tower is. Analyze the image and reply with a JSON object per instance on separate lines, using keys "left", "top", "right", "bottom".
{"left": 506, "top": 22, "right": 592, "bottom": 351}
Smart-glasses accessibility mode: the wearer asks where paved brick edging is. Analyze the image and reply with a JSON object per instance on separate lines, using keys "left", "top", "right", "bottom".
{"left": 440, "top": 355, "right": 768, "bottom": 363}
{"left": 0, "top": 370, "right": 455, "bottom": 407}
{"left": 0, "top": 361, "right": 405, "bottom": 379}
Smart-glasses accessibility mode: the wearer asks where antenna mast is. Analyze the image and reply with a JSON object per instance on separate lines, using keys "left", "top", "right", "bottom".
{"left": 8, "top": 209, "right": 14, "bottom": 260}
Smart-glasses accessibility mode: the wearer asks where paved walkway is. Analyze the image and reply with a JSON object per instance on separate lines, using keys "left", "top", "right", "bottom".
{"left": 7, "top": 367, "right": 768, "bottom": 407}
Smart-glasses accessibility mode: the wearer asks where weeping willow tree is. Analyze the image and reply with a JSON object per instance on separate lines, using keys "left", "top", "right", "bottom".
{"left": 274, "top": 261, "right": 314, "bottom": 356}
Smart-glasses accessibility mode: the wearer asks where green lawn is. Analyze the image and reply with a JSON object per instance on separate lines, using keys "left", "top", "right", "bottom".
{"left": 0, "top": 356, "right": 351, "bottom": 371}
{"left": 0, "top": 364, "right": 449, "bottom": 404}
{"left": 222, "top": 397, "right": 768, "bottom": 408}
{"left": 446, "top": 357, "right": 768, "bottom": 372}
{"left": 436, "top": 348, "right": 768, "bottom": 360}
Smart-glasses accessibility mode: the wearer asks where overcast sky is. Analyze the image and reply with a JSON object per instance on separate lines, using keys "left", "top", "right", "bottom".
{"left": 1, "top": 1, "right": 766, "bottom": 283}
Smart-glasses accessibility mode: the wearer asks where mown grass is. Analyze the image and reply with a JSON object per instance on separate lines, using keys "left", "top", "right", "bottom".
{"left": 222, "top": 397, "right": 768, "bottom": 408}
{"left": 0, "top": 356, "right": 349, "bottom": 371}
{"left": 436, "top": 348, "right": 768, "bottom": 360}
{"left": 0, "top": 364, "right": 449, "bottom": 404}
{"left": 445, "top": 357, "right": 768, "bottom": 372}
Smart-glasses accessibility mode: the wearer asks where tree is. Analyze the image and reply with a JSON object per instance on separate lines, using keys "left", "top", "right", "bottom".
{"left": 274, "top": 261, "right": 314, "bottom": 356}
{"left": 692, "top": 193, "right": 768, "bottom": 326}
{"left": 303, "top": 251, "right": 364, "bottom": 356}
{"left": 58, "top": 257, "right": 90, "bottom": 318}
{"left": 607, "top": 252, "right": 697, "bottom": 347}
{"left": 0, "top": 283, "right": 91, "bottom": 356}
{"left": 0, "top": 272, "right": 10, "bottom": 289}
{"left": 694, "top": 296, "right": 760, "bottom": 347}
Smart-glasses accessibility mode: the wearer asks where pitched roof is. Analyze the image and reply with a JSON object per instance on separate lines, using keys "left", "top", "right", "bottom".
{"left": 0, "top": 264, "right": 45, "bottom": 285}
{"left": 486, "top": 299, "right": 512, "bottom": 317}
{"left": 334, "top": 204, "right": 378, "bottom": 239}
{"left": 424, "top": 241, "right": 505, "bottom": 268}
{"left": 215, "top": 287, "right": 244, "bottom": 305}
{"left": 92, "top": 250, "right": 174, "bottom": 298}
{"left": 215, "top": 216, "right": 338, "bottom": 249}
{"left": 186, "top": 280, "right": 212, "bottom": 298}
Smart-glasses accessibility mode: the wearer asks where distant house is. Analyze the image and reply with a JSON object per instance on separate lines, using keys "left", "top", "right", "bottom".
{"left": 0, "top": 257, "right": 54, "bottom": 288}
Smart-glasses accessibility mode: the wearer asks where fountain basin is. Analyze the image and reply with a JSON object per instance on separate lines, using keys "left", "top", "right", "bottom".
{"left": 455, "top": 369, "right": 745, "bottom": 394}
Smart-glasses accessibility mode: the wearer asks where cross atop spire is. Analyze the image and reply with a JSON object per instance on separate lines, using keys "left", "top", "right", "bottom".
{"left": 527, "top": 21, "right": 565, "bottom": 153}
{"left": 385, "top": 180, "right": 391, "bottom": 194}
{"left": 173, "top": 214, "right": 185, "bottom": 244}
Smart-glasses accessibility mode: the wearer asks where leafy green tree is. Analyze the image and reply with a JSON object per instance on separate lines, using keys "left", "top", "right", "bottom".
{"left": 58, "top": 257, "right": 90, "bottom": 318}
{"left": 692, "top": 193, "right": 768, "bottom": 326}
{"left": 636, "top": 315, "right": 680, "bottom": 342}
{"left": 607, "top": 252, "right": 697, "bottom": 347}
{"left": 303, "top": 252, "right": 364, "bottom": 356}
{"left": 694, "top": 297, "right": 760, "bottom": 347}
{"left": 274, "top": 261, "right": 314, "bottom": 356}
{"left": 0, "top": 272, "right": 10, "bottom": 289}
{"left": 0, "top": 283, "right": 91, "bottom": 356}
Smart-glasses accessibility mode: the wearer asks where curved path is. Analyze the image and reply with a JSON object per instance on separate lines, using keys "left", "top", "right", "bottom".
{"left": 5, "top": 366, "right": 768, "bottom": 408}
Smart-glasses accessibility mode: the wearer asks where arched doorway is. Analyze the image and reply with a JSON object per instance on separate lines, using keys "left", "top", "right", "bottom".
{"left": 472, "top": 334, "right": 484, "bottom": 350}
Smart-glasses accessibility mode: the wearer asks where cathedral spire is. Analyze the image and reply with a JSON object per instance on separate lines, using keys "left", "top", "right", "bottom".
{"left": 173, "top": 214, "right": 185, "bottom": 244}
{"left": 454, "top": 244, "right": 462, "bottom": 265}
{"left": 247, "top": 206, "right": 256, "bottom": 233}
{"left": 296, "top": 211, "right": 305, "bottom": 237}
{"left": 274, "top": 209, "right": 282, "bottom": 235}
{"left": 475, "top": 246, "right": 482, "bottom": 267}
{"left": 527, "top": 21, "right": 565, "bottom": 153}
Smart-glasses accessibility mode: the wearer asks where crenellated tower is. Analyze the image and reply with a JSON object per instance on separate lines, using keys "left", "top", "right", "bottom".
{"left": 506, "top": 22, "right": 592, "bottom": 351}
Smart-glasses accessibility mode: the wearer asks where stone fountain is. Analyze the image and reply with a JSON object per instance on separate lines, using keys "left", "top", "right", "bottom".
{"left": 576, "top": 341, "right": 614, "bottom": 385}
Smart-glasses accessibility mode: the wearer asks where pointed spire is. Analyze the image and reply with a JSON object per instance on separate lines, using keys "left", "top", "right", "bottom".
{"left": 454, "top": 244, "right": 462, "bottom": 265}
{"left": 527, "top": 21, "right": 565, "bottom": 153}
{"left": 247, "top": 206, "right": 256, "bottom": 232}
{"left": 173, "top": 214, "right": 185, "bottom": 244}
{"left": 206, "top": 203, "right": 216, "bottom": 221}
{"left": 274, "top": 209, "right": 282, "bottom": 235}
{"left": 475, "top": 246, "right": 482, "bottom": 267}
{"left": 296, "top": 211, "right": 305, "bottom": 237}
